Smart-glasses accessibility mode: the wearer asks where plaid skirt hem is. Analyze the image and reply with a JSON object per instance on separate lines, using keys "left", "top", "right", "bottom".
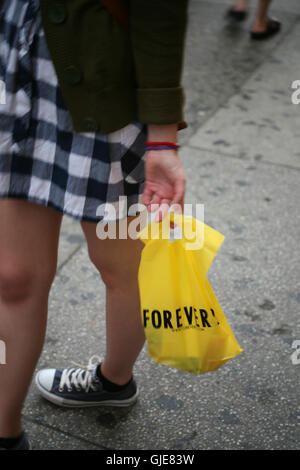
{"left": 0, "top": 190, "right": 146, "bottom": 223}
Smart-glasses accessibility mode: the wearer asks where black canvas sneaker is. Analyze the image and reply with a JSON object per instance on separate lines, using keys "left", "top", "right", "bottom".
{"left": 35, "top": 356, "right": 139, "bottom": 408}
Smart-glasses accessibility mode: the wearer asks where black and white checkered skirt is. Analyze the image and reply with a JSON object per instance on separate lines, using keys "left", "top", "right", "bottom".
{"left": 0, "top": 0, "right": 146, "bottom": 222}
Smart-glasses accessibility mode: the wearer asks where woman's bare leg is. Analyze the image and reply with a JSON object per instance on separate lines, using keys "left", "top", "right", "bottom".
{"left": 81, "top": 216, "right": 145, "bottom": 385}
{"left": 0, "top": 200, "right": 62, "bottom": 437}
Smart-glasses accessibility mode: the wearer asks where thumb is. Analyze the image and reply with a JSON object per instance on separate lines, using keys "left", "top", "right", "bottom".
{"left": 172, "top": 177, "right": 185, "bottom": 210}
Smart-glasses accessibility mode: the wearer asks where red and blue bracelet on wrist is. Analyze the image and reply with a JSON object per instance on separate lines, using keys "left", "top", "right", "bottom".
{"left": 145, "top": 141, "right": 180, "bottom": 151}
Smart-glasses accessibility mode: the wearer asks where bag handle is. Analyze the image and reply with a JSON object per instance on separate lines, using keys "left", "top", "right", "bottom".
{"left": 138, "top": 213, "right": 205, "bottom": 250}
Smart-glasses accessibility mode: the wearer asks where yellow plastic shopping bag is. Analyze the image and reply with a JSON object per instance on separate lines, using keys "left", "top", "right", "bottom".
{"left": 138, "top": 213, "right": 243, "bottom": 374}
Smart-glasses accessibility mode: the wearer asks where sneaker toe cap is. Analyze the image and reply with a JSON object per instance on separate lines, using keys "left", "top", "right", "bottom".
{"left": 36, "top": 369, "right": 56, "bottom": 392}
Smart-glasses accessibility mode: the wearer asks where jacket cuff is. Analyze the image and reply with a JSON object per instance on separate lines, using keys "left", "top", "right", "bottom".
{"left": 137, "top": 86, "right": 185, "bottom": 125}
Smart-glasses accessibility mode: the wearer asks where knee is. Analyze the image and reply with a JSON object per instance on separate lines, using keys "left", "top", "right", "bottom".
{"left": 88, "top": 252, "right": 137, "bottom": 291}
{"left": 0, "top": 264, "right": 35, "bottom": 303}
{"left": 0, "top": 260, "right": 56, "bottom": 303}
{"left": 89, "top": 255, "right": 119, "bottom": 290}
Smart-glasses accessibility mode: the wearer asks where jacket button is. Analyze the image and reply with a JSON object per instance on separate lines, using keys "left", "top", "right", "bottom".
{"left": 63, "top": 65, "right": 82, "bottom": 85}
{"left": 83, "top": 118, "right": 99, "bottom": 133}
{"left": 48, "top": 3, "right": 67, "bottom": 24}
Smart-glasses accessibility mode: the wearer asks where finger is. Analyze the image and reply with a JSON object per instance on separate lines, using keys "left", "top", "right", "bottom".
{"left": 172, "top": 178, "right": 186, "bottom": 209}
{"left": 160, "top": 199, "right": 175, "bottom": 229}
{"left": 155, "top": 200, "right": 171, "bottom": 223}
{"left": 171, "top": 202, "right": 184, "bottom": 215}
{"left": 142, "top": 186, "right": 154, "bottom": 207}
{"left": 168, "top": 198, "right": 184, "bottom": 231}
{"left": 149, "top": 203, "right": 160, "bottom": 213}
{"left": 149, "top": 194, "right": 161, "bottom": 212}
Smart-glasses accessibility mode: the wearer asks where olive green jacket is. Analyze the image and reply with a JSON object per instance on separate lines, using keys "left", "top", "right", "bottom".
{"left": 0, "top": 0, "right": 189, "bottom": 134}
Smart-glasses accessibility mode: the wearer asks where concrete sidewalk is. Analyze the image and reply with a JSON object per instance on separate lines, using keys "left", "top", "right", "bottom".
{"left": 23, "top": 0, "right": 300, "bottom": 450}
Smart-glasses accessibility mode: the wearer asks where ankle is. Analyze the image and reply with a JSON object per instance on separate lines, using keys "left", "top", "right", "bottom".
{"left": 0, "top": 421, "right": 22, "bottom": 439}
{"left": 233, "top": 0, "right": 248, "bottom": 11}
{"left": 99, "top": 362, "right": 132, "bottom": 386}
{"left": 252, "top": 16, "right": 269, "bottom": 32}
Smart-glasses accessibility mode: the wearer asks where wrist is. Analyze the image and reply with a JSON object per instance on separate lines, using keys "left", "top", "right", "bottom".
{"left": 147, "top": 124, "right": 178, "bottom": 143}
{"left": 146, "top": 148, "right": 180, "bottom": 160}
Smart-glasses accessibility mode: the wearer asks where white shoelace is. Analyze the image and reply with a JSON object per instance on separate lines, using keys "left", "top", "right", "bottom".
{"left": 58, "top": 355, "right": 101, "bottom": 393}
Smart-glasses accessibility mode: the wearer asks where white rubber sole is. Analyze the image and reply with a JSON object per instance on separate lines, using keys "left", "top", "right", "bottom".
{"left": 35, "top": 374, "right": 139, "bottom": 408}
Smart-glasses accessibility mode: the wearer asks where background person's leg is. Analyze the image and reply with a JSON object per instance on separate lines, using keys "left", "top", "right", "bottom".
{"left": 232, "top": 0, "right": 249, "bottom": 12}
{"left": 250, "top": 0, "right": 280, "bottom": 39}
{"left": 81, "top": 216, "right": 146, "bottom": 386}
{"left": 227, "top": 0, "right": 249, "bottom": 21}
{"left": 0, "top": 200, "right": 62, "bottom": 437}
{"left": 252, "top": 0, "right": 273, "bottom": 32}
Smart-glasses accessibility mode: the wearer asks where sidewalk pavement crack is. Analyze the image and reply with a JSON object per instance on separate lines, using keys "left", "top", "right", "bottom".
{"left": 23, "top": 415, "right": 114, "bottom": 450}
{"left": 57, "top": 244, "right": 84, "bottom": 273}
